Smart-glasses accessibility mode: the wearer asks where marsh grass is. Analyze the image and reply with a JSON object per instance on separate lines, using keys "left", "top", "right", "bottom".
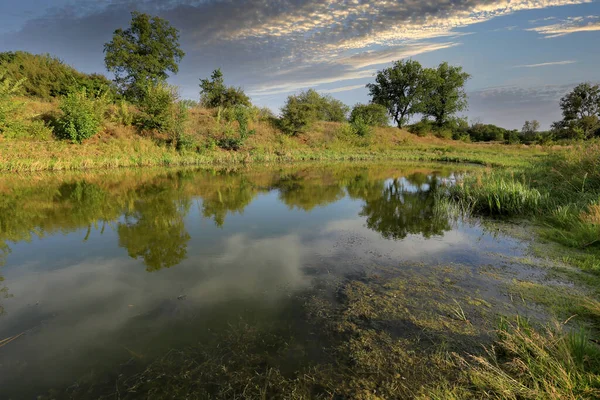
{"left": 424, "top": 318, "right": 600, "bottom": 399}
{"left": 442, "top": 142, "right": 600, "bottom": 273}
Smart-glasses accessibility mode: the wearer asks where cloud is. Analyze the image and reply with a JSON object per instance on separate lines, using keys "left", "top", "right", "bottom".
{"left": 319, "top": 85, "right": 366, "bottom": 94}
{"left": 336, "top": 42, "right": 462, "bottom": 69}
{"left": 513, "top": 60, "right": 577, "bottom": 68}
{"left": 527, "top": 15, "right": 600, "bottom": 37}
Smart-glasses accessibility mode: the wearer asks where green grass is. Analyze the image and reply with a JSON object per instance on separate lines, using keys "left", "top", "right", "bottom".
{"left": 423, "top": 318, "right": 600, "bottom": 399}
{"left": 442, "top": 141, "right": 600, "bottom": 273}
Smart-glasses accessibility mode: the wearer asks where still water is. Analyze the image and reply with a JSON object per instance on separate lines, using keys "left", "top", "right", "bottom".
{"left": 0, "top": 164, "right": 541, "bottom": 398}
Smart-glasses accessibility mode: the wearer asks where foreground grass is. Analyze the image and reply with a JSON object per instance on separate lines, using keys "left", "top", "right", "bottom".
{"left": 442, "top": 141, "right": 600, "bottom": 272}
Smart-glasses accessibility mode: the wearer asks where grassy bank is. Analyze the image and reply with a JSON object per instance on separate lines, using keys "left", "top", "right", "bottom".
{"left": 0, "top": 98, "right": 548, "bottom": 172}
{"left": 442, "top": 140, "right": 600, "bottom": 272}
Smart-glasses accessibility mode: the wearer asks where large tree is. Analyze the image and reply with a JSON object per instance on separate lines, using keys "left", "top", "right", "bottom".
{"left": 423, "top": 62, "right": 470, "bottom": 127}
{"left": 367, "top": 60, "right": 425, "bottom": 128}
{"left": 104, "top": 12, "right": 185, "bottom": 101}
{"left": 560, "top": 83, "right": 600, "bottom": 121}
{"left": 553, "top": 83, "right": 600, "bottom": 139}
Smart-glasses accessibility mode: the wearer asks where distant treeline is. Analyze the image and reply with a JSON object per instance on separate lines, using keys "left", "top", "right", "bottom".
{"left": 1, "top": 11, "right": 599, "bottom": 147}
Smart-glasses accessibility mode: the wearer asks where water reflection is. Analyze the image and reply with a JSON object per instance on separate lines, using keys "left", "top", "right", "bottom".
{"left": 360, "top": 176, "right": 450, "bottom": 240}
{"left": 2, "top": 163, "right": 530, "bottom": 398}
{"left": 0, "top": 165, "right": 458, "bottom": 275}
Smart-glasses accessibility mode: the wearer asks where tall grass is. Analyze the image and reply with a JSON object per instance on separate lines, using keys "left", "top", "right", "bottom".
{"left": 446, "top": 175, "right": 546, "bottom": 216}
{"left": 443, "top": 142, "right": 600, "bottom": 267}
{"left": 424, "top": 318, "right": 600, "bottom": 399}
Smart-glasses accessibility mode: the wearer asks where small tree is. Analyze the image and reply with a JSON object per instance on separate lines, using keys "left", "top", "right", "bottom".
{"left": 137, "top": 81, "right": 187, "bottom": 144}
{"left": 279, "top": 89, "right": 349, "bottom": 134}
{"left": 200, "top": 69, "right": 251, "bottom": 109}
{"left": 104, "top": 12, "right": 185, "bottom": 101}
{"left": 280, "top": 91, "right": 319, "bottom": 135}
{"left": 350, "top": 104, "right": 389, "bottom": 126}
{"left": 320, "top": 95, "right": 350, "bottom": 122}
{"left": 422, "top": 62, "right": 470, "bottom": 127}
{"left": 56, "top": 89, "right": 105, "bottom": 143}
{"left": 521, "top": 120, "right": 540, "bottom": 143}
{"left": 367, "top": 60, "right": 425, "bottom": 128}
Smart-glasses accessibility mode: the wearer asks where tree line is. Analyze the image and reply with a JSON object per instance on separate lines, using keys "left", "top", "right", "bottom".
{"left": 1, "top": 11, "right": 598, "bottom": 147}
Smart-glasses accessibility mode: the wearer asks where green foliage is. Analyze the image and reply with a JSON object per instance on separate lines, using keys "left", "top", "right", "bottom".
{"left": 408, "top": 120, "right": 434, "bottom": 137}
{"left": 279, "top": 89, "right": 349, "bottom": 135}
{"left": 217, "top": 105, "right": 255, "bottom": 150}
{"left": 349, "top": 103, "right": 389, "bottom": 127}
{"left": 468, "top": 122, "right": 508, "bottom": 142}
{"left": 104, "top": 12, "right": 185, "bottom": 101}
{"left": 0, "top": 72, "right": 26, "bottom": 137}
{"left": 422, "top": 62, "right": 470, "bottom": 127}
{"left": 136, "top": 82, "right": 186, "bottom": 140}
{"left": 367, "top": 60, "right": 426, "bottom": 128}
{"left": 0, "top": 51, "right": 114, "bottom": 100}
{"left": 56, "top": 89, "right": 106, "bottom": 143}
{"left": 521, "top": 120, "right": 541, "bottom": 143}
{"left": 350, "top": 116, "right": 372, "bottom": 137}
{"left": 507, "top": 130, "right": 521, "bottom": 144}
{"left": 552, "top": 83, "right": 600, "bottom": 140}
{"left": 199, "top": 69, "right": 251, "bottom": 109}
{"left": 446, "top": 174, "right": 546, "bottom": 216}
{"left": 112, "top": 99, "right": 134, "bottom": 126}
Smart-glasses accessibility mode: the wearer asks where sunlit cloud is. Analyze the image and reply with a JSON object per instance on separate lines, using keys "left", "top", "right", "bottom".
{"left": 527, "top": 15, "right": 600, "bottom": 37}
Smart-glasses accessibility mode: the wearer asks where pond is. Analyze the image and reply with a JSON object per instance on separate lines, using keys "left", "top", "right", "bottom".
{"left": 0, "top": 163, "right": 558, "bottom": 398}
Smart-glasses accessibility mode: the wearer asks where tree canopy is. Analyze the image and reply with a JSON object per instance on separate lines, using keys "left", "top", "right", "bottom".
{"left": 423, "top": 62, "right": 470, "bottom": 127}
{"left": 104, "top": 12, "right": 185, "bottom": 101}
{"left": 367, "top": 60, "right": 425, "bottom": 128}
{"left": 199, "top": 69, "right": 251, "bottom": 108}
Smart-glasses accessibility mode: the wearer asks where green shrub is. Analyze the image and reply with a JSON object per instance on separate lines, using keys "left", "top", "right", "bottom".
{"left": 137, "top": 82, "right": 188, "bottom": 144}
{"left": 217, "top": 105, "right": 255, "bottom": 151}
{"left": 200, "top": 69, "right": 251, "bottom": 109}
{"left": 279, "top": 92, "right": 319, "bottom": 135}
{"left": 434, "top": 128, "right": 453, "bottom": 140}
{"left": 0, "top": 72, "right": 26, "bottom": 137}
{"left": 408, "top": 120, "right": 433, "bottom": 137}
{"left": 56, "top": 89, "right": 105, "bottom": 143}
{"left": 113, "top": 99, "right": 134, "bottom": 126}
{"left": 0, "top": 51, "right": 114, "bottom": 100}
{"left": 350, "top": 116, "right": 372, "bottom": 137}
{"left": 350, "top": 104, "right": 389, "bottom": 126}
{"left": 279, "top": 89, "right": 349, "bottom": 135}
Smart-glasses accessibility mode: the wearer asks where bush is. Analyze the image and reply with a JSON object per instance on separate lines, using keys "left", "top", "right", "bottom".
{"left": 0, "top": 72, "right": 26, "bottom": 137}
{"left": 350, "top": 116, "right": 372, "bottom": 137}
{"left": 0, "top": 51, "right": 115, "bottom": 100}
{"left": 279, "top": 92, "right": 319, "bottom": 135}
{"left": 200, "top": 69, "right": 251, "bottom": 109}
{"left": 279, "top": 89, "right": 349, "bottom": 135}
{"left": 217, "top": 105, "right": 255, "bottom": 151}
{"left": 468, "top": 123, "right": 508, "bottom": 142}
{"left": 56, "top": 89, "right": 105, "bottom": 143}
{"left": 137, "top": 82, "right": 188, "bottom": 144}
{"left": 350, "top": 104, "right": 389, "bottom": 126}
{"left": 408, "top": 120, "right": 433, "bottom": 137}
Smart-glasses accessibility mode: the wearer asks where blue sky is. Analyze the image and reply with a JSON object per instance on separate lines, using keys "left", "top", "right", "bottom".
{"left": 1, "top": 0, "right": 599, "bottom": 129}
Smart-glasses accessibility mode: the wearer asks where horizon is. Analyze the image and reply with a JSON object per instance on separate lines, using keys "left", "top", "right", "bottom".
{"left": 1, "top": 0, "right": 599, "bottom": 130}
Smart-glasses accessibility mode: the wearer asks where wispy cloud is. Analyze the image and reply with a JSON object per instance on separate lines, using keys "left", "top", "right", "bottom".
{"left": 318, "top": 85, "right": 365, "bottom": 94}
{"left": 527, "top": 16, "right": 600, "bottom": 38}
{"left": 513, "top": 60, "right": 577, "bottom": 68}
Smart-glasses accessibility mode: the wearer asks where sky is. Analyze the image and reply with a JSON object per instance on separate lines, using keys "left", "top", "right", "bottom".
{"left": 1, "top": 0, "right": 599, "bottom": 129}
